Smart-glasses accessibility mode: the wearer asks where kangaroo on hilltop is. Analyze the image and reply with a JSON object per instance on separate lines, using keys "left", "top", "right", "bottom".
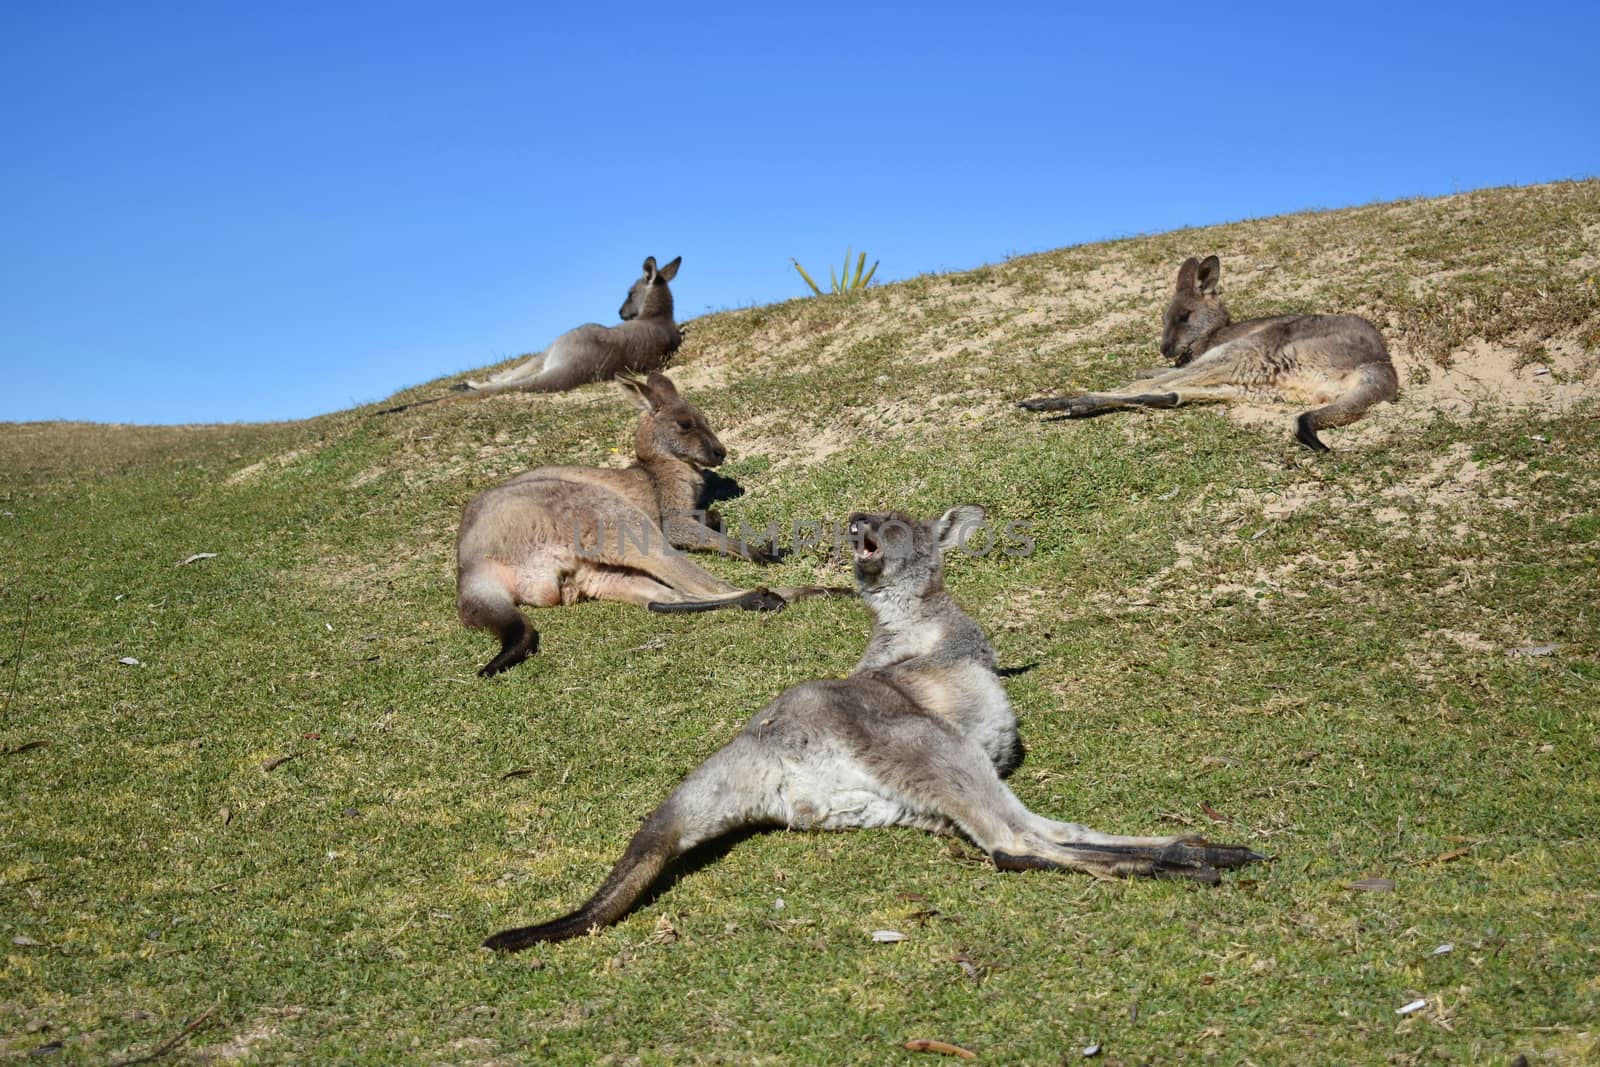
{"left": 483, "top": 505, "right": 1263, "bottom": 950}
{"left": 456, "top": 371, "right": 843, "bottom": 676}
{"left": 1019, "top": 255, "right": 1398, "bottom": 450}
{"left": 462, "top": 255, "right": 685, "bottom": 396}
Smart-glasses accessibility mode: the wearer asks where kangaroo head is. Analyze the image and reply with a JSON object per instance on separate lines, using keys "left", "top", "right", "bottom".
{"left": 848, "top": 505, "right": 986, "bottom": 595}
{"left": 617, "top": 371, "right": 726, "bottom": 469}
{"left": 1161, "top": 255, "right": 1229, "bottom": 365}
{"left": 619, "top": 255, "right": 682, "bottom": 322}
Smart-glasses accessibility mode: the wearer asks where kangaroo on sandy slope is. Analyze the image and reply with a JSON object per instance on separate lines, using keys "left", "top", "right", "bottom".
{"left": 456, "top": 371, "right": 845, "bottom": 676}
{"left": 1019, "top": 255, "right": 1398, "bottom": 451}
{"left": 463, "top": 255, "right": 685, "bottom": 396}
{"left": 483, "top": 505, "right": 1263, "bottom": 949}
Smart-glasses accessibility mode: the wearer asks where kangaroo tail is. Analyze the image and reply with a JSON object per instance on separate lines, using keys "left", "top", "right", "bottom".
{"left": 484, "top": 800, "right": 685, "bottom": 951}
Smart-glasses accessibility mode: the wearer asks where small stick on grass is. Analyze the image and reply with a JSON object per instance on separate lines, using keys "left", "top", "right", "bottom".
{"left": 111, "top": 1008, "right": 215, "bottom": 1066}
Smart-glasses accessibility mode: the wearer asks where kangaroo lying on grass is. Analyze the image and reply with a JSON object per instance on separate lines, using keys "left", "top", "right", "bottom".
{"left": 377, "top": 256, "right": 685, "bottom": 415}
{"left": 456, "top": 371, "right": 843, "bottom": 676}
{"left": 1019, "top": 255, "right": 1398, "bottom": 450}
{"left": 462, "top": 255, "right": 685, "bottom": 396}
{"left": 484, "top": 505, "right": 1263, "bottom": 949}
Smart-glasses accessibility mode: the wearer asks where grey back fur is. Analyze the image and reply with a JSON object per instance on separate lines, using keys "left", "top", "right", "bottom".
{"left": 462, "top": 255, "right": 684, "bottom": 396}
{"left": 1021, "top": 254, "right": 1399, "bottom": 450}
{"left": 483, "top": 505, "right": 1261, "bottom": 950}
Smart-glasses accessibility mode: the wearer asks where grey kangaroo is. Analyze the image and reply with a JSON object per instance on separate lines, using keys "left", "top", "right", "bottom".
{"left": 461, "top": 255, "right": 685, "bottom": 396}
{"left": 1019, "top": 255, "right": 1398, "bottom": 450}
{"left": 456, "top": 371, "right": 843, "bottom": 676}
{"left": 483, "top": 505, "right": 1263, "bottom": 949}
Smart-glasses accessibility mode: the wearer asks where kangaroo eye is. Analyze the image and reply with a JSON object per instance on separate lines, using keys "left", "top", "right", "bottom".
{"left": 1178, "top": 312, "right": 1191, "bottom": 324}
{"left": 676, "top": 419, "right": 694, "bottom": 431}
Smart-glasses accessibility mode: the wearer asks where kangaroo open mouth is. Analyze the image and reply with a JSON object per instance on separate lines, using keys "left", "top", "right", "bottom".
{"left": 849, "top": 522, "right": 881, "bottom": 561}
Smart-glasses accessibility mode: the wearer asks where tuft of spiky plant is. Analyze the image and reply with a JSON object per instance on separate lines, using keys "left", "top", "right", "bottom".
{"left": 792, "top": 248, "right": 879, "bottom": 296}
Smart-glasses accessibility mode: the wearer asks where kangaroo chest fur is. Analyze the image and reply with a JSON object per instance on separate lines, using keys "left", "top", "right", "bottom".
{"left": 744, "top": 591, "right": 1020, "bottom": 834}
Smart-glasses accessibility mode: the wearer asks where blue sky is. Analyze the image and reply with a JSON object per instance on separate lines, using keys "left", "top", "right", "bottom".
{"left": 2, "top": 2, "right": 1595, "bottom": 425}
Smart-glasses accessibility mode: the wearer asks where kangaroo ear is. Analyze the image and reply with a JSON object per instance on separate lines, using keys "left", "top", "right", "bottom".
{"left": 655, "top": 256, "right": 681, "bottom": 282}
{"left": 615, "top": 373, "right": 657, "bottom": 412}
{"left": 641, "top": 256, "right": 658, "bottom": 282}
{"left": 934, "top": 504, "right": 987, "bottom": 553}
{"left": 1176, "top": 257, "right": 1201, "bottom": 294}
{"left": 1197, "top": 255, "right": 1221, "bottom": 295}
{"left": 644, "top": 371, "right": 679, "bottom": 403}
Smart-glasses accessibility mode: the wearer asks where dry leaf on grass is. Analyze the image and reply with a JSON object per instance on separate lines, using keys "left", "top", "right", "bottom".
{"left": 648, "top": 915, "right": 678, "bottom": 945}
{"left": 948, "top": 952, "right": 981, "bottom": 980}
{"left": 1418, "top": 846, "right": 1472, "bottom": 866}
{"left": 904, "top": 1038, "right": 976, "bottom": 1059}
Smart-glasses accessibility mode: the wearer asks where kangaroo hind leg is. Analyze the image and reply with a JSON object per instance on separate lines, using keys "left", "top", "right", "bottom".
{"left": 598, "top": 535, "right": 788, "bottom": 614}
{"left": 1296, "top": 364, "right": 1400, "bottom": 452}
{"left": 882, "top": 736, "right": 1263, "bottom": 883}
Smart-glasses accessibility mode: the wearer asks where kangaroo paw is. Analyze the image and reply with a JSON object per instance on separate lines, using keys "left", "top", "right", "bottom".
{"left": 1296, "top": 414, "right": 1331, "bottom": 452}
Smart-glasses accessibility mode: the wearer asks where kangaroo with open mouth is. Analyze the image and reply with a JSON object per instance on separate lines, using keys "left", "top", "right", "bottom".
{"left": 483, "top": 505, "right": 1263, "bottom": 949}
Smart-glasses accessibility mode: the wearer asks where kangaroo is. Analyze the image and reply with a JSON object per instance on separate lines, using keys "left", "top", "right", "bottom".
{"left": 1018, "top": 255, "right": 1398, "bottom": 450}
{"left": 461, "top": 255, "right": 685, "bottom": 396}
{"left": 456, "top": 371, "right": 843, "bottom": 676}
{"left": 483, "top": 505, "right": 1263, "bottom": 950}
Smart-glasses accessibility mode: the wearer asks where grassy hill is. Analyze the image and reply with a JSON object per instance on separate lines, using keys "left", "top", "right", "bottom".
{"left": 2, "top": 180, "right": 1597, "bottom": 1065}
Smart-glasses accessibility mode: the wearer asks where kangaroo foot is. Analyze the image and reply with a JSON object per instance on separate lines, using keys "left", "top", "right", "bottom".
{"left": 1017, "top": 394, "right": 1082, "bottom": 412}
{"left": 1022, "top": 395, "right": 1136, "bottom": 418}
{"left": 479, "top": 625, "right": 540, "bottom": 677}
{"left": 736, "top": 587, "right": 787, "bottom": 612}
{"left": 1156, "top": 837, "right": 1268, "bottom": 870}
{"left": 1128, "top": 392, "right": 1180, "bottom": 409}
{"left": 992, "top": 837, "right": 1266, "bottom": 883}
{"left": 1295, "top": 413, "right": 1331, "bottom": 452}
{"left": 647, "top": 588, "right": 788, "bottom": 615}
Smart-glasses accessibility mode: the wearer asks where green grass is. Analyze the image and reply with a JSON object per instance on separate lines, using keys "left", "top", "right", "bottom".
{"left": 3, "top": 181, "right": 1599, "bottom": 1065}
